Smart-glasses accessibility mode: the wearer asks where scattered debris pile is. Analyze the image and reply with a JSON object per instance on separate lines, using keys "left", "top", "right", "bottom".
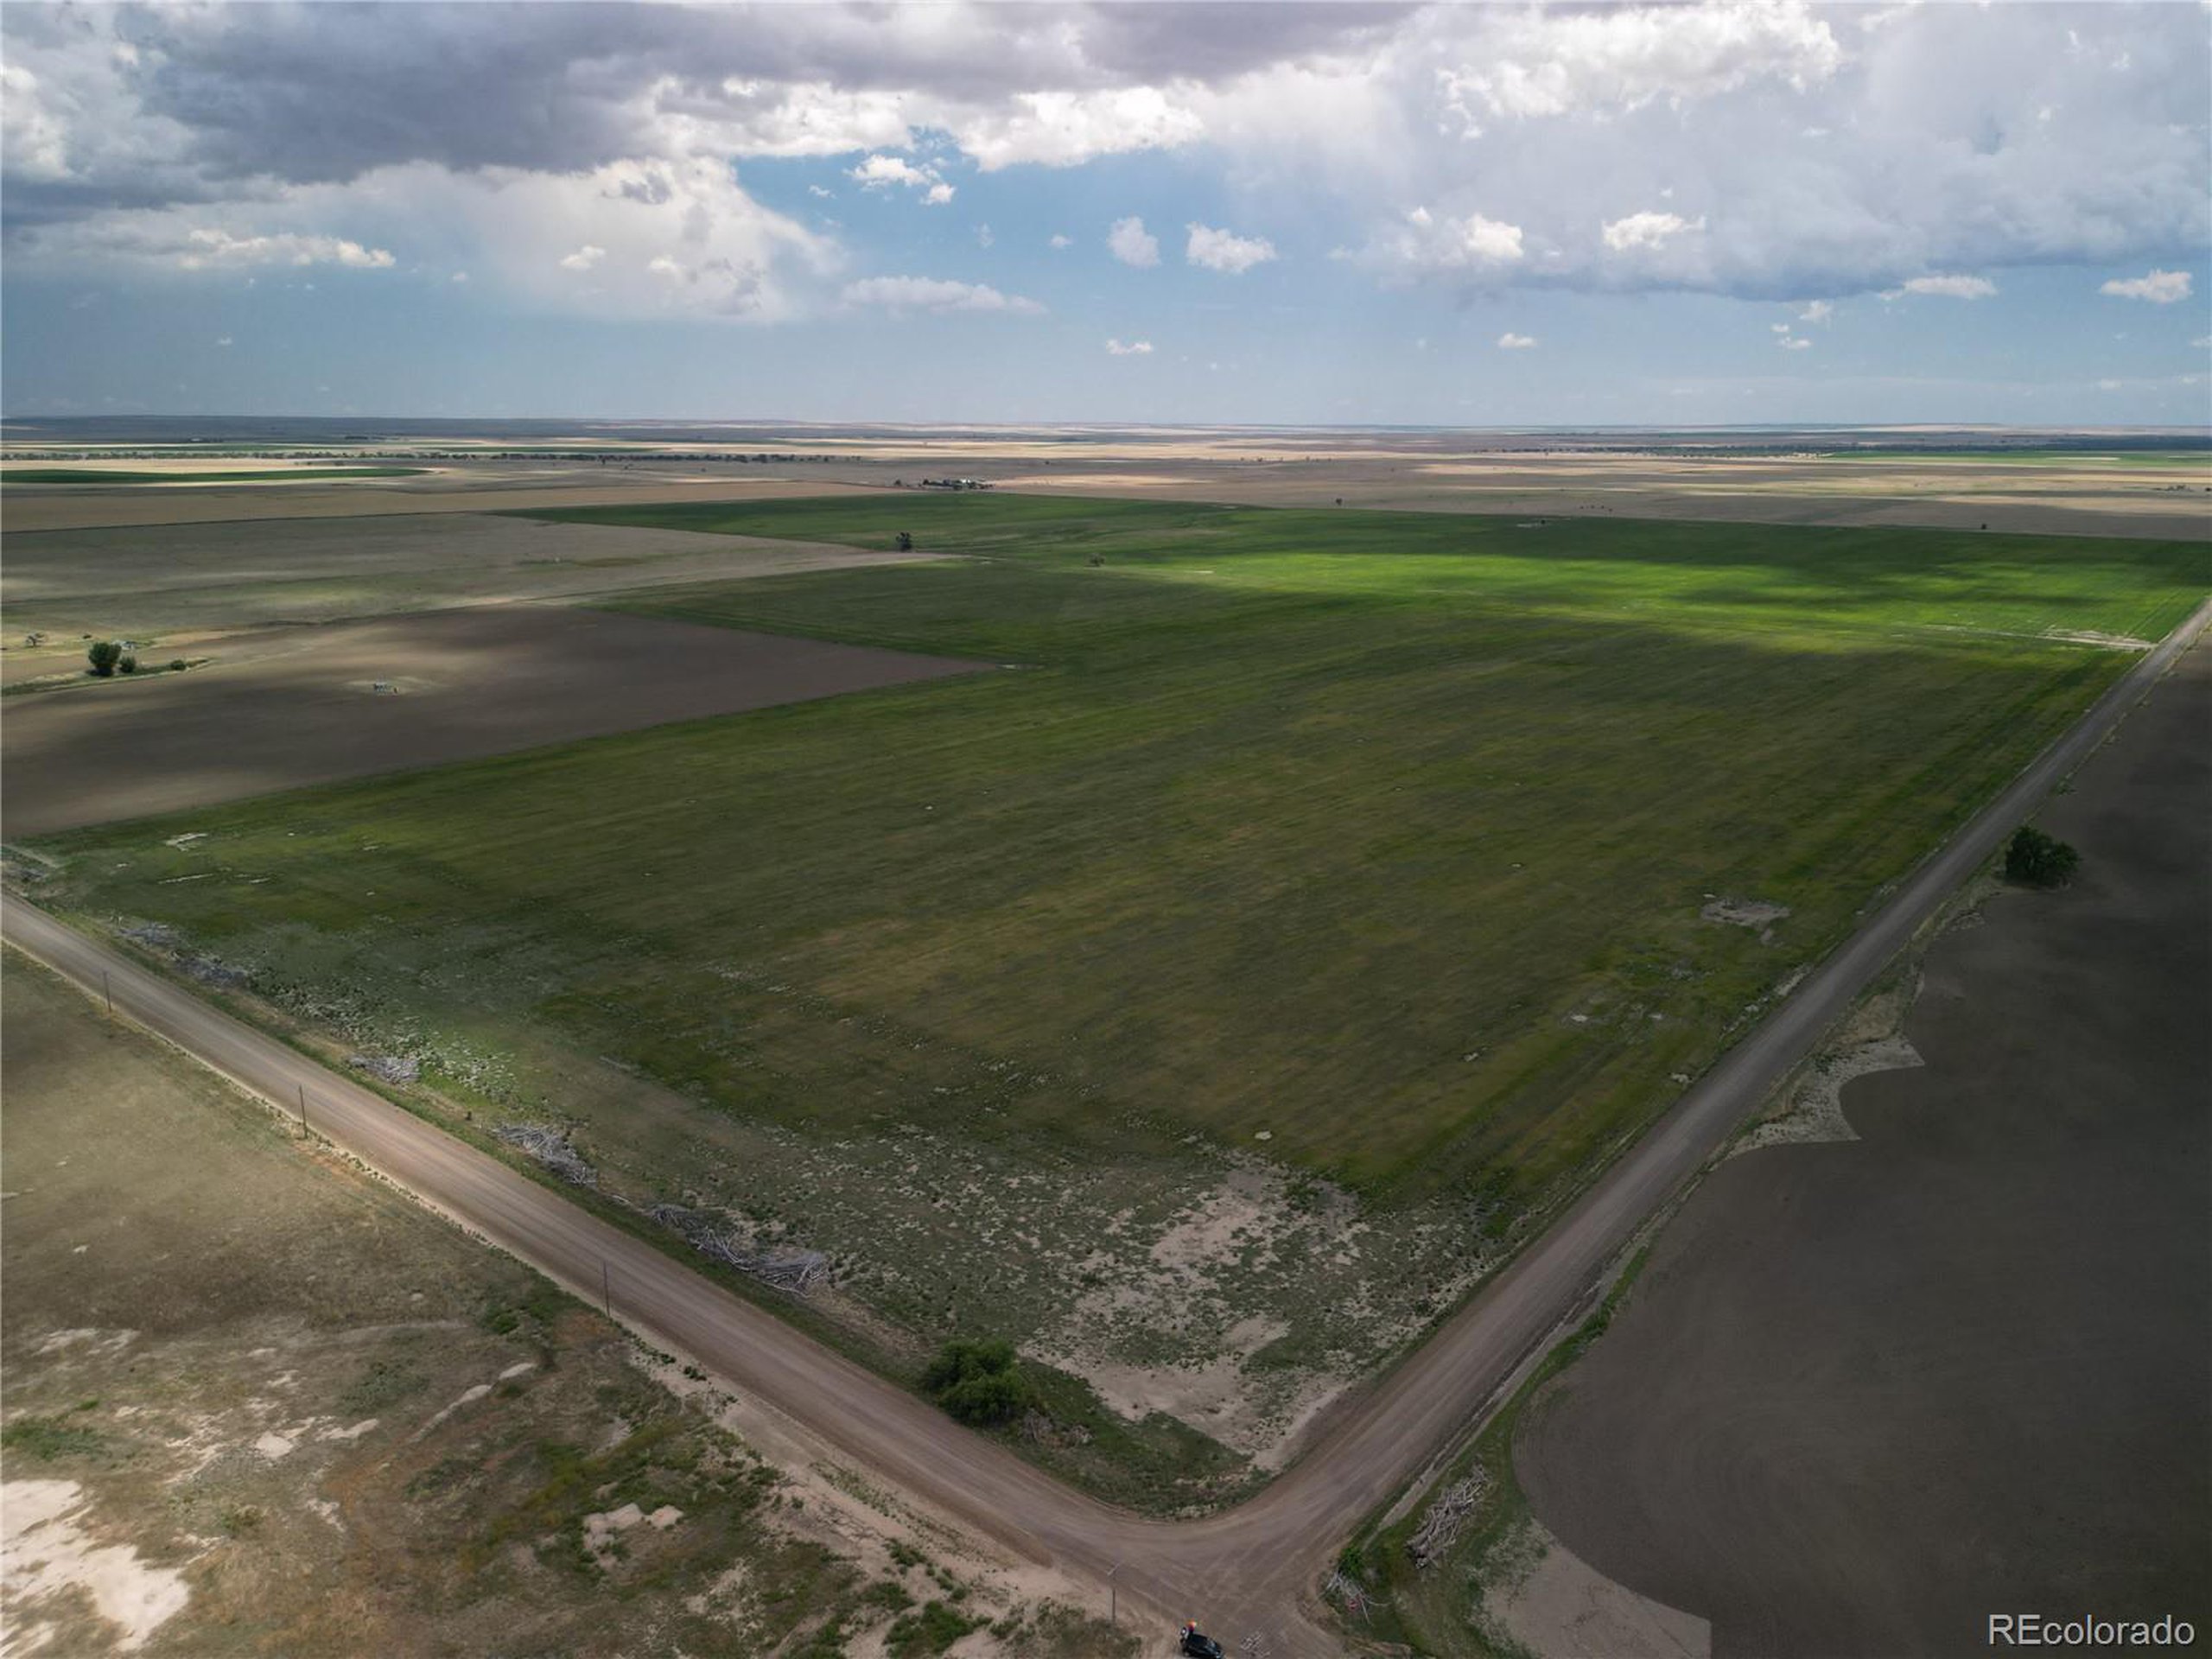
{"left": 177, "top": 954, "right": 250, "bottom": 988}
{"left": 495, "top": 1123, "right": 598, "bottom": 1188}
{"left": 115, "top": 920, "right": 248, "bottom": 988}
{"left": 347, "top": 1052, "right": 420, "bottom": 1084}
{"left": 647, "top": 1203, "right": 830, "bottom": 1297}
{"left": 1405, "top": 1468, "right": 1493, "bottom": 1569}
{"left": 1321, "top": 1567, "right": 1385, "bottom": 1621}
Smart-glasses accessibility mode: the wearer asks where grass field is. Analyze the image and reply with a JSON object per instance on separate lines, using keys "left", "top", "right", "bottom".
{"left": 18, "top": 493, "right": 2203, "bottom": 1476}
{"left": 30, "top": 493, "right": 2204, "bottom": 1197}
{"left": 1, "top": 466, "right": 427, "bottom": 483}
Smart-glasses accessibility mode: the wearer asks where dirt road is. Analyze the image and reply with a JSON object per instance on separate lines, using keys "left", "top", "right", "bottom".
{"left": 8, "top": 593, "right": 2204, "bottom": 1656}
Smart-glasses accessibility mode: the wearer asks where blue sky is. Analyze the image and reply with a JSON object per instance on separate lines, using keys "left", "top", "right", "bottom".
{"left": 4, "top": 2, "right": 2208, "bottom": 426}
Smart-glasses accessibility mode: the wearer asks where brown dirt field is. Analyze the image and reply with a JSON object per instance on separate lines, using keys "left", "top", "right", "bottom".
{"left": 0, "top": 468, "right": 881, "bottom": 532}
{"left": 2, "top": 606, "right": 984, "bottom": 836}
{"left": 1514, "top": 634, "right": 2212, "bottom": 1656}
{"left": 7, "top": 442, "right": 2204, "bottom": 539}
{"left": 0, "top": 510, "right": 927, "bottom": 685}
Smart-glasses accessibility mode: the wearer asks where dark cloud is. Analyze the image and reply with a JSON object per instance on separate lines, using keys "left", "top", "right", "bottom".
{"left": 16, "top": 2, "right": 1406, "bottom": 197}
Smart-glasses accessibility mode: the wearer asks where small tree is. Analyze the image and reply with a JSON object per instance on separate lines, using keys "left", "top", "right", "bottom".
{"left": 118, "top": 652, "right": 138, "bottom": 674}
{"left": 86, "top": 640, "right": 121, "bottom": 677}
{"left": 2005, "top": 824, "right": 2079, "bottom": 888}
{"left": 895, "top": 531, "right": 914, "bottom": 551}
{"left": 920, "top": 1338, "right": 1030, "bottom": 1426}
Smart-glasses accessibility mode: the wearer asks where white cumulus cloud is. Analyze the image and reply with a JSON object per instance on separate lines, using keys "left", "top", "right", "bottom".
{"left": 849, "top": 153, "right": 953, "bottom": 204}
{"left": 559, "top": 244, "right": 605, "bottom": 271}
{"left": 1602, "top": 211, "right": 1705, "bottom": 252}
{"left": 842, "top": 275, "right": 1041, "bottom": 314}
{"left": 1356, "top": 205, "right": 1525, "bottom": 280}
{"left": 2100, "top": 269, "right": 2192, "bottom": 304}
{"left": 1108, "top": 215, "right": 1160, "bottom": 268}
{"left": 1890, "top": 273, "right": 1998, "bottom": 300}
{"left": 956, "top": 86, "right": 1205, "bottom": 171}
{"left": 1185, "top": 222, "right": 1277, "bottom": 274}
{"left": 1497, "top": 332, "right": 1538, "bottom": 350}
{"left": 1104, "top": 337, "right": 1154, "bottom": 355}
{"left": 175, "top": 229, "right": 394, "bottom": 270}
{"left": 1438, "top": 0, "right": 1843, "bottom": 127}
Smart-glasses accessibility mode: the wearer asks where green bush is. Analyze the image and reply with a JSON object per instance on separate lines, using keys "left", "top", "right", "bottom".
{"left": 919, "top": 1338, "right": 1030, "bottom": 1426}
{"left": 2005, "top": 824, "right": 2080, "bottom": 888}
{"left": 887, "top": 1599, "right": 983, "bottom": 1656}
{"left": 86, "top": 640, "right": 120, "bottom": 677}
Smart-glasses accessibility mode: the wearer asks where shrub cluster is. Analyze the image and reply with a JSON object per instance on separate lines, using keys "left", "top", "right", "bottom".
{"left": 919, "top": 1338, "right": 1030, "bottom": 1426}
{"left": 2005, "top": 824, "right": 2080, "bottom": 888}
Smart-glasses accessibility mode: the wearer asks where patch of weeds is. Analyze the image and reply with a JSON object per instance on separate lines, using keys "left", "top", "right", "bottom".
{"left": 480, "top": 1277, "right": 574, "bottom": 1363}
{"left": 338, "top": 1357, "right": 429, "bottom": 1418}
{"left": 1007, "top": 1361, "right": 1253, "bottom": 1512}
{"left": 219, "top": 1505, "right": 265, "bottom": 1536}
{"left": 1011, "top": 1602, "right": 1141, "bottom": 1657}
{"left": 0, "top": 1414, "right": 104, "bottom": 1461}
{"left": 862, "top": 1579, "right": 916, "bottom": 1613}
{"left": 886, "top": 1599, "right": 984, "bottom": 1656}
{"left": 405, "top": 1455, "right": 476, "bottom": 1501}
{"left": 465, "top": 1421, "right": 687, "bottom": 1573}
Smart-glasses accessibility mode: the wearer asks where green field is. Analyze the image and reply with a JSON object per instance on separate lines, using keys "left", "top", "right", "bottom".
{"left": 2, "top": 466, "right": 425, "bottom": 483}
{"left": 29, "top": 495, "right": 2203, "bottom": 1207}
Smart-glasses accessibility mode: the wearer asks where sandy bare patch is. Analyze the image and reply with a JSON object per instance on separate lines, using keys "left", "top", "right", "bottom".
{"left": 1480, "top": 1518, "right": 1710, "bottom": 1659}
{"left": 1736, "top": 968, "right": 1928, "bottom": 1156}
{"left": 0, "top": 1480, "right": 192, "bottom": 1653}
{"left": 1025, "top": 1158, "right": 1480, "bottom": 1468}
{"left": 3, "top": 606, "right": 984, "bottom": 836}
{"left": 1735, "top": 1033, "right": 1924, "bottom": 1155}
{"left": 2045, "top": 628, "right": 2155, "bottom": 651}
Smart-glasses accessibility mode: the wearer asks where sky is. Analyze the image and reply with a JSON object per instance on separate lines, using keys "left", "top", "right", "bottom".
{"left": 3, "top": 0, "right": 2209, "bottom": 428}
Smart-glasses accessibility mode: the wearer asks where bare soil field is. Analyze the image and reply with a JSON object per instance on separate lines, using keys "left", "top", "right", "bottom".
{"left": 7, "top": 437, "right": 2204, "bottom": 539}
{"left": 2, "top": 605, "right": 983, "bottom": 836}
{"left": 0, "top": 510, "right": 929, "bottom": 685}
{"left": 1, "top": 467, "right": 880, "bottom": 533}
{"left": 1005, "top": 456, "right": 2212, "bottom": 540}
{"left": 1514, "top": 634, "right": 2212, "bottom": 1656}
{"left": 0, "top": 953, "right": 1129, "bottom": 1656}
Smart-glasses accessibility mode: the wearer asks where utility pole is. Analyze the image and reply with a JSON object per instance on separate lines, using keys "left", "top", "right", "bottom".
{"left": 1109, "top": 1560, "right": 1120, "bottom": 1628}
{"left": 297, "top": 1083, "right": 308, "bottom": 1134}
